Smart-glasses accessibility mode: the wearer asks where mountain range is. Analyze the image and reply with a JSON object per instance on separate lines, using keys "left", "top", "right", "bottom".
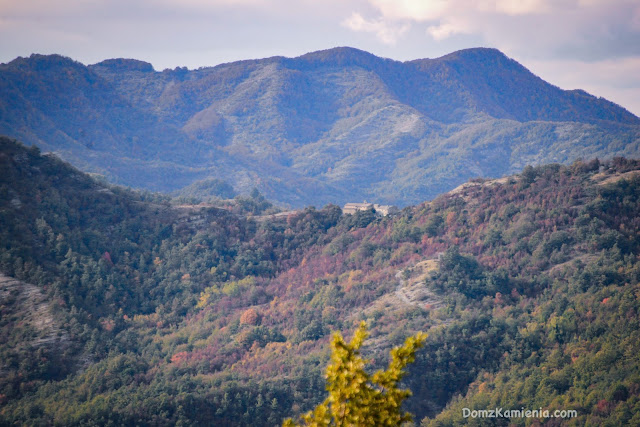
{"left": 1, "top": 47, "right": 639, "bottom": 206}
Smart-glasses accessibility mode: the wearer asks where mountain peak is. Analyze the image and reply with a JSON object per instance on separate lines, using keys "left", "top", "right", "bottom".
{"left": 293, "top": 46, "right": 391, "bottom": 69}
{"left": 407, "top": 47, "right": 508, "bottom": 64}
{"left": 3, "top": 53, "right": 84, "bottom": 71}
{"left": 442, "top": 47, "right": 519, "bottom": 70}
{"left": 446, "top": 47, "right": 507, "bottom": 58}
{"left": 91, "top": 58, "right": 155, "bottom": 73}
{"left": 300, "top": 46, "right": 374, "bottom": 58}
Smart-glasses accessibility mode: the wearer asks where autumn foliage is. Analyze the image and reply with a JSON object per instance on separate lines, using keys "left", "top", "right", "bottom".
{"left": 284, "top": 322, "right": 426, "bottom": 426}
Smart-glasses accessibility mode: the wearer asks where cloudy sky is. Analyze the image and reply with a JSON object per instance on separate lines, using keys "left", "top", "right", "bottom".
{"left": 1, "top": 0, "right": 639, "bottom": 115}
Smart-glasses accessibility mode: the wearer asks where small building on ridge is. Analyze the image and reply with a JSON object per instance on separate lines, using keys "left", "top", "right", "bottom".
{"left": 342, "top": 202, "right": 399, "bottom": 216}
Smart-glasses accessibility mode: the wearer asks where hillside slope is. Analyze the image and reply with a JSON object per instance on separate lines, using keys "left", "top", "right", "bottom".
{"left": 1, "top": 137, "right": 639, "bottom": 425}
{"left": 1, "top": 48, "right": 639, "bottom": 206}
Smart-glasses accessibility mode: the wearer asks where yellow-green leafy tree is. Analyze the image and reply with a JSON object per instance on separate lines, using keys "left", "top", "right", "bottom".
{"left": 284, "top": 321, "right": 426, "bottom": 426}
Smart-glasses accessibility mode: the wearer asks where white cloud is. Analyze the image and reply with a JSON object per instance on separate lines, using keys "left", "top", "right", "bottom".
{"left": 427, "top": 21, "right": 469, "bottom": 40}
{"left": 345, "top": 0, "right": 640, "bottom": 61}
{"left": 368, "top": 0, "right": 549, "bottom": 20}
{"left": 368, "top": 0, "right": 449, "bottom": 21}
{"left": 342, "top": 12, "right": 410, "bottom": 45}
{"left": 491, "top": 0, "right": 549, "bottom": 15}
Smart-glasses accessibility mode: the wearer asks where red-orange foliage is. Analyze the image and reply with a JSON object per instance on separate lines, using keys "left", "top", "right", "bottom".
{"left": 240, "top": 308, "right": 260, "bottom": 325}
{"left": 170, "top": 351, "right": 189, "bottom": 365}
{"left": 446, "top": 211, "right": 456, "bottom": 227}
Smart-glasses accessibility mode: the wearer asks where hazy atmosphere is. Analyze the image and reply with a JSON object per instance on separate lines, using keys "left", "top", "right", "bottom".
{"left": 1, "top": 0, "right": 639, "bottom": 115}
{"left": 2, "top": 1, "right": 640, "bottom": 426}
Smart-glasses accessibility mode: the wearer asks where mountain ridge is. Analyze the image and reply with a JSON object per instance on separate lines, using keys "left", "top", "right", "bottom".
{"left": 1, "top": 135, "right": 639, "bottom": 425}
{"left": 1, "top": 47, "right": 639, "bottom": 207}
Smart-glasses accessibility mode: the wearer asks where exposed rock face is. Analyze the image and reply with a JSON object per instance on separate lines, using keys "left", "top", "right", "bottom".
{"left": 0, "top": 274, "right": 69, "bottom": 349}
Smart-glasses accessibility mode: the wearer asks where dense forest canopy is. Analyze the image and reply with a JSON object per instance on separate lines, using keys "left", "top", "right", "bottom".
{"left": 1, "top": 136, "right": 640, "bottom": 425}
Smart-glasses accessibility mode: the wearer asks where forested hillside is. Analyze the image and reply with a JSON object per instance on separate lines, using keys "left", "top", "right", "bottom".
{"left": 1, "top": 136, "right": 639, "bottom": 425}
{"left": 1, "top": 47, "right": 639, "bottom": 207}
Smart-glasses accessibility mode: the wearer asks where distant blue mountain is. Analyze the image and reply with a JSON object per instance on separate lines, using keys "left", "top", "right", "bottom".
{"left": 1, "top": 47, "right": 638, "bottom": 206}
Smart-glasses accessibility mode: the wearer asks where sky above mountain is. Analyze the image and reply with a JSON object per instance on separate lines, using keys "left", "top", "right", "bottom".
{"left": 1, "top": 0, "right": 639, "bottom": 115}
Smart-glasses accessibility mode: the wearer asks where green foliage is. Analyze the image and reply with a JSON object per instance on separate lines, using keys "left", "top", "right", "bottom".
{"left": 2, "top": 137, "right": 640, "bottom": 425}
{"left": 233, "top": 189, "right": 275, "bottom": 215}
{"left": 173, "top": 177, "right": 236, "bottom": 201}
{"left": 284, "top": 322, "right": 426, "bottom": 426}
{"left": 342, "top": 208, "right": 378, "bottom": 230}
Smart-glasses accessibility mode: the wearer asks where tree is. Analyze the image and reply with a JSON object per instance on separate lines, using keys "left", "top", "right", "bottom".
{"left": 520, "top": 164, "right": 537, "bottom": 187}
{"left": 284, "top": 322, "right": 426, "bottom": 426}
